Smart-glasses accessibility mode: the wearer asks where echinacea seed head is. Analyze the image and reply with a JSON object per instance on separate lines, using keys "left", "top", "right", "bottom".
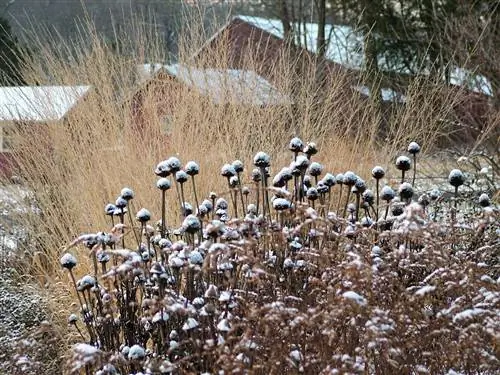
{"left": 128, "top": 344, "right": 146, "bottom": 361}
{"left": 306, "top": 187, "right": 319, "bottom": 201}
{"left": 317, "top": 181, "right": 328, "bottom": 194}
{"left": 448, "top": 169, "right": 465, "bottom": 188}
{"left": 209, "top": 192, "right": 217, "bottom": 200}
{"left": 408, "top": 141, "right": 421, "bottom": 155}
{"left": 354, "top": 178, "right": 366, "bottom": 193}
{"left": 120, "top": 187, "right": 134, "bottom": 201}
{"left": 96, "top": 250, "right": 110, "bottom": 264}
{"left": 398, "top": 182, "right": 414, "bottom": 200}
{"left": 418, "top": 193, "right": 430, "bottom": 207}
{"left": 155, "top": 160, "right": 171, "bottom": 177}
{"left": 304, "top": 142, "right": 318, "bottom": 156}
{"left": 429, "top": 188, "right": 441, "bottom": 201}
{"left": 156, "top": 178, "right": 171, "bottom": 191}
{"left": 280, "top": 167, "right": 293, "bottom": 181}
{"left": 201, "top": 199, "right": 213, "bottom": 212}
{"left": 60, "top": 253, "right": 77, "bottom": 270}
{"left": 322, "top": 173, "right": 336, "bottom": 187}
{"left": 229, "top": 175, "right": 239, "bottom": 188}
{"left": 105, "top": 203, "right": 116, "bottom": 216}
{"left": 289, "top": 137, "right": 304, "bottom": 153}
{"left": 308, "top": 162, "right": 323, "bottom": 177}
{"left": 182, "top": 202, "right": 193, "bottom": 216}
{"left": 273, "top": 198, "right": 291, "bottom": 210}
{"left": 166, "top": 157, "right": 181, "bottom": 173}
{"left": 371, "top": 166, "right": 385, "bottom": 180}
{"left": 295, "top": 155, "right": 310, "bottom": 171}
{"left": 175, "top": 170, "right": 188, "bottom": 183}
{"left": 392, "top": 203, "right": 404, "bottom": 216}
{"left": 343, "top": 171, "right": 357, "bottom": 186}
{"left": 395, "top": 156, "right": 411, "bottom": 171}
{"left": 215, "top": 198, "right": 228, "bottom": 210}
{"left": 77, "top": 275, "right": 96, "bottom": 291}
{"left": 242, "top": 186, "right": 250, "bottom": 195}
{"left": 184, "top": 161, "right": 200, "bottom": 176}
{"left": 336, "top": 173, "right": 344, "bottom": 185}
{"left": 362, "top": 190, "right": 374, "bottom": 204}
{"left": 182, "top": 215, "right": 201, "bottom": 234}
{"left": 381, "top": 186, "right": 395, "bottom": 201}
{"left": 253, "top": 151, "right": 270, "bottom": 168}
{"left": 478, "top": 193, "right": 490, "bottom": 207}
{"left": 303, "top": 175, "right": 312, "bottom": 188}
{"left": 251, "top": 168, "right": 262, "bottom": 182}
{"left": 115, "top": 196, "right": 127, "bottom": 209}
{"left": 136, "top": 208, "right": 151, "bottom": 223}
{"left": 232, "top": 160, "right": 244, "bottom": 173}
{"left": 272, "top": 173, "right": 286, "bottom": 188}
{"left": 221, "top": 163, "right": 236, "bottom": 178}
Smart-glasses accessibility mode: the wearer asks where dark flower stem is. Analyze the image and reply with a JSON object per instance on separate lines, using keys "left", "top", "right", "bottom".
{"left": 412, "top": 155, "right": 417, "bottom": 186}
{"left": 191, "top": 177, "right": 200, "bottom": 214}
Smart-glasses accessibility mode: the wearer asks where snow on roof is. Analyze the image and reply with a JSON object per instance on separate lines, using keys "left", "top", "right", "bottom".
{"left": 235, "top": 15, "right": 493, "bottom": 96}
{"left": 0, "top": 86, "right": 91, "bottom": 122}
{"left": 140, "top": 63, "right": 291, "bottom": 106}
{"left": 351, "top": 85, "right": 407, "bottom": 103}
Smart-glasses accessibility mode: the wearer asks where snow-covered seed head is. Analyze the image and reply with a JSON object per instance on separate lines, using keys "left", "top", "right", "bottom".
{"left": 317, "top": 181, "right": 328, "bottom": 194}
{"left": 253, "top": 151, "right": 270, "bottom": 168}
{"left": 175, "top": 170, "right": 188, "bottom": 184}
{"left": 251, "top": 168, "right": 262, "bottom": 182}
{"left": 289, "top": 137, "right": 304, "bottom": 153}
{"left": 273, "top": 198, "right": 291, "bottom": 211}
{"left": 303, "top": 175, "right": 312, "bottom": 188}
{"left": 308, "top": 162, "right": 323, "bottom": 177}
{"left": 209, "top": 192, "right": 217, "bottom": 200}
{"left": 232, "top": 160, "right": 244, "bottom": 173}
{"left": 201, "top": 199, "right": 213, "bottom": 212}
{"left": 221, "top": 163, "right": 236, "bottom": 178}
{"left": 60, "top": 253, "right": 77, "bottom": 270}
{"left": 306, "top": 187, "right": 319, "bottom": 201}
{"left": 304, "top": 142, "right": 318, "bottom": 157}
{"left": 322, "top": 173, "right": 336, "bottom": 187}
{"left": 182, "top": 215, "right": 201, "bottom": 234}
{"left": 398, "top": 182, "right": 414, "bottom": 200}
{"left": 105, "top": 203, "right": 116, "bottom": 216}
{"left": 184, "top": 161, "right": 200, "bottom": 176}
{"left": 295, "top": 155, "right": 310, "bottom": 171}
{"left": 354, "top": 178, "right": 366, "bottom": 193}
{"left": 247, "top": 203, "right": 257, "bottom": 215}
{"left": 336, "top": 173, "right": 344, "bottom": 185}
{"left": 407, "top": 141, "right": 421, "bottom": 155}
{"left": 128, "top": 344, "right": 146, "bottom": 361}
{"left": 362, "top": 189, "right": 374, "bottom": 205}
{"left": 120, "top": 187, "right": 134, "bottom": 201}
{"left": 371, "top": 166, "right": 385, "bottom": 180}
{"left": 343, "top": 171, "right": 357, "bottom": 186}
{"left": 77, "top": 275, "right": 96, "bottom": 291}
{"left": 115, "top": 196, "right": 127, "bottom": 209}
{"left": 166, "top": 157, "right": 181, "bottom": 173}
{"left": 429, "top": 188, "right": 441, "bottom": 201}
{"left": 478, "top": 193, "right": 491, "bottom": 207}
{"left": 215, "top": 198, "right": 228, "bottom": 211}
{"left": 448, "top": 169, "right": 465, "bottom": 188}
{"left": 392, "top": 203, "right": 404, "bottom": 216}
{"left": 182, "top": 202, "right": 193, "bottom": 216}
{"left": 242, "top": 186, "right": 250, "bottom": 195}
{"left": 229, "top": 175, "right": 239, "bottom": 188}
{"left": 155, "top": 160, "right": 171, "bottom": 177}
{"left": 272, "top": 173, "right": 286, "bottom": 188}
{"left": 136, "top": 208, "right": 151, "bottom": 223}
{"left": 68, "top": 313, "right": 78, "bottom": 324}
{"left": 395, "top": 156, "right": 411, "bottom": 171}
{"left": 381, "top": 186, "right": 395, "bottom": 201}
{"left": 96, "top": 250, "right": 110, "bottom": 264}
{"left": 280, "top": 167, "right": 293, "bottom": 181}
{"left": 156, "top": 177, "right": 171, "bottom": 191}
{"left": 418, "top": 193, "right": 430, "bottom": 207}
{"left": 197, "top": 204, "right": 208, "bottom": 217}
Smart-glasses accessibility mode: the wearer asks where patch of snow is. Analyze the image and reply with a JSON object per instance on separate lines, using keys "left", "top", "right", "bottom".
{"left": 342, "top": 291, "right": 367, "bottom": 306}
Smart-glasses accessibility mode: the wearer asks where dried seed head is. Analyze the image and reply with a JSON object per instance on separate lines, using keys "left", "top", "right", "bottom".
{"left": 182, "top": 215, "right": 201, "bottom": 234}
{"left": 128, "top": 344, "right": 146, "bottom": 361}
{"left": 229, "top": 175, "right": 239, "bottom": 188}
{"left": 120, "top": 187, "right": 134, "bottom": 201}
{"left": 478, "top": 193, "right": 491, "bottom": 207}
{"left": 253, "top": 151, "right": 270, "bottom": 168}
{"left": 215, "top": 198, "right": 228, "bottom": 210}
{"left": 201, "top": 199, "right": 213, "bottom": 212}
{"left": 272, "top": 173, "right": 286, "bottom": 188}
{"left": 166, "top": 157, "right": 181, "bottom": 173}
{"left": 175, "top": 170, "right": 188, "bottom": 183}
{"left": 280, "top": 167, "right": 293, "bottom": 181}
{"left": 182, "top": 202, "right": 193, "bottom": 216}
{"left": 362, "top": 189, "right": 375, "bottom": 205}
{"left": 232, "top": 160, "right": 244, "bottom": 173}
{"left": 336, "top": 173, "right": 344, "bottom": 185}
{"left": 407, "top": 141, "right": 421, "bottom": 155}
{"left": 295, "top": 155, "right": 310, "bottom": 171}
{"left": 68, "top": 313, "right": 78, "bottom": 324}
{"left": 96, "top": 250, "right": 110, "bottom": 263}
{"left": 395, "top": 156, "right": 411, "bottom": 171}
{"left": 105, "top": 203, "right": 116, "bottom": 216}
{"left": 381, "top": 186, "right": 396, "bottom": 201}
{"left": 354, "top": 178, "right": 366, "bottom": 193}
{"left": 60, "top": 253, "right": 77, "bottom": 270}
{"left": 392, "top": 203, "right": 404, "bottom": 216}
{"left": 429, "top": 188, "right": 441, "bottom": 201}
{"left": 156, "top": 177, "right": 171, "bottom": 191}
{"left": 273, "top": 198, "right": 291, "bottom": 210}
{"left": 308, "top": 162, "right": 323, "bottom": 177}
{"left": 77, "top": 275, "right": 96, "bottom": 291}
{"left": 306, "top": 187, "right": 319, "bottom": 201}
{"left": 304, "top": 142, "right": 318, "bottom": 157}
{"left": 209, "top": 192, "right": 217, "bottom": 200}
{"left": 136, "top": 208, "right": 151, "bottom": 223}
{"left": 371, "top": 166, "right": 385, "bottom": 180}
{"left": 221, "top": 163, "right": 236, "bottom": 178}
{"left": 317, "top": 181, "right": 329, "bottom": 194}
{"left": 115, "top": 196, "right": 127, "bottom": 209}
{"left": 184, "top": 161, "right": 200, "bottom": 176}
{"left": 155, "top": 160, "right": 171, "bottom": 177}
{"left": 251, "top": 168, "right": 262, "bottom": 182}
{"left": 242, "top": 186, "right": 250, "bottom": 195}
{"left": 398, "top": 182, "right": 414, "bottom": 200}
{"left": 448, "top": 169, "right": 465, "bottom": 188}
{"left": 322, "top": 173, "right": 336, "bottom": 187}
{"left": 418, "top": 193, "right": 430, "bottom": 207}
{"left": 289, "top": 137, "right": 304, "bottom": 153}
{"left": 343, "top": 171, "right": 357, "bottom": 186}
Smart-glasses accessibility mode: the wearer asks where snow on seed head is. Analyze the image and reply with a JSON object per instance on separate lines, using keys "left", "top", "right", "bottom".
{"left": 304, "top": 142, "right": 318, "bottom": 156}
{"left": 317, "top": 181, "right": 328, "bottom": 194}
{"left": 429, "top": 188, "right": 441, "bottom": 200}
{"left": 221, "top": 164, "right": 236, "bottom": 178}
{"left": 155, "top": 160, "right": 171, "bottom": 177}
{"left": 189, "top": 250, "right": 203, "bottom": 265}
{"left": 96, "top": 250, "right": 110, "bottom": 263}
{"left": 115, "top": 196, "right": 127, "bottom": 209}
{"left": 156, "top": 178, "right": 171, "bottom": 191}
{"left": 229, "top": 176, "right": 239, "bottom": 188}
{"left": 280, "top": 167, "right": 293, "bottom": 181}
{"left": 247, "top": 204, "right": 257, "bottom": 215}
{"left": 308, "top": 162, "right": 323, "bottom": 177}
{"left": 60, "top": 253, "right": 77, "bottom": 270}
{"left": 68, "top": 313, "right": 78, "bottom": 324}
{"left": 104, "top": 203, "right": 116, "bottom": 216}
{"left": 336, "top": 173, "right": 344, "bottom": 185}
{"left": 418, "top": 193, "right": 430, "bottom": 207}
{"left": 136, "top": 208, "right": 151, "bottom": 223}
{"left": 478, "top": 193, "right": 491, "bottom": 207}
{"left": 448, "top": 169, "right": 465, "bottom": 187}
{"left": 242, "top": 186, "right": 250, "bottom": 195}
{"left": 322, "top": 173, "right": 336, "bottom": 187}
{"left": 166, "top": 157, "right": 181, "bottom": 173}
{"left": 273, "top": 198, "right": 291, "bottom": 211}
{"left": 128, "top": 344, "right": 145, "bottom": 360}
{"left": 306, "top": 187, "right": 319, "bottom": 201}
{"left": 303, "top": 175, "right": 312, "bottom": 188}
{"left": 182, "top": 215, "right": 201, "bottom": 234}
{"left": 232, "top": 160, "right": 244, "bottom": 173}
{"left": 184, "top": 161, "right": 200, "bottom": 176}
{"left": 381, "top": 186, "right": 395, "bottom": 201}
{"left": 120, "top": 187, "right": 134, "bottom": 201}
{"left": 215, "top": 198, "right": 228, "bottom": 210}
{"left": 294, "top": 155, "right": 310, "bottom": 171}
{"left": 371, "top": 166, "right": 385, "bottom": 179}
{"left": 77, "top": 275, "right": 96, "bottom": 291}
{"left": 201, "top": 199, "right": 213, "bottom": 212}
{"left": 395, "top": 156, "right": 411, "bottom": 171}
{"left": 253, "top": 152, "right": 270, "bottom": 168}
{"left": 251, "top": 168, "right": 262, "bottom": 182}
{"left": 182, "top": 202, "right": 193, "bottom": 216}
{"left": 407, "top": 141, "right": 421, "bottom": 155}
{"left": 272, "top": 173, "right": 286, "bottom": 188}
{"left": 175, "top": 170, "right": 188, "bottom": 183}
{"left": 343, "top": 171, "right": 357, "bottom": 186}
{"left": 289, "top": 137, "right": 304, "bottom": 153}
{"left": 362, "top": 190, "right": 374, "bottom": 204}
{"left": 354, "top": 178, "right": 366, "bottom": 193}
{"left": 392, "top": 203, "right": 404, "bottom": 216}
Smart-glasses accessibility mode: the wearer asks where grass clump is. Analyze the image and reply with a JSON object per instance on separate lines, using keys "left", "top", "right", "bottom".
{"left": 59, "top": 138, "right": 498, "bottom": 374}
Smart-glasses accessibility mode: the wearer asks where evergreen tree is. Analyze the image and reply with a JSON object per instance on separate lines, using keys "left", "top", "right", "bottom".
{"left": 0, "top": 16, "right": 25, "bottom": 85}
